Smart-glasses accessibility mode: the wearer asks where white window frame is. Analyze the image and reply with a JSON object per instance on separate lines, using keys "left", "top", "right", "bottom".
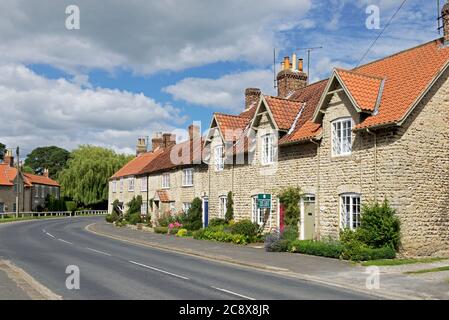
{"left": 119, "top": 179, "right": 124, "bottom": 193}
{"left": 111, "top": 181, "right": 117, "bottom": 193}
{"left": 332, "top": 118, "right": 353, "bottom": 156}
{"left": 252, "top": 196, "right": 267, "bottom": 226}
{"left": 162, "top": 173, "right": 170, "bottom": 189}
{"left": 183, "top": 202, "right": 192, "bottom": 213}
{"left": 41, "top": 185, "right": 45, "bottom": 199}
{"left": 340, "top": 194, "right": 361, "bottom": 230}
{"left": 182, "top": 168, "right": 194, "bottom": 187}
{"left": 261, "top": 133, "right": 276, "bottom": 165}
{"left": 141, "top": 201, "right": 148, "bottom": 215}
{"left": 141, "top": 176, "right": 148, "bottom": 192}
{"left": 128, "top": 178, "right": 135, "bottom": 192}
{"left": 35, "top": 185, "right": 39, "bottom": 198}
{"left": 218, "top": 196, "right": 227, "bottom": 219}
{"left": 214, "top": 145, "right": 224, "bottom": 172}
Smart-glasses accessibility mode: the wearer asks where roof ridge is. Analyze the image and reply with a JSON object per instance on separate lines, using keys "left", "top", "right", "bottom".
{"left": 335, "top": 68, "right": 385, "bottom": 81}
{"left": 264, "top": 95, "right": 302, "bottom": 103}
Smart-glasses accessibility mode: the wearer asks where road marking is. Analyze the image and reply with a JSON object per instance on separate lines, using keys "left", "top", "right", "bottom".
{"left": 211, "top": 287, "right": 256, "bottom": 300}
{"left": 129, "top": 260, "right": 189, "bottom": 280}
{"left": 86, "top": 247, "right": 111, "bottom": 256}
{"left": 45, "top": 232, "right": 55, "bottom": 239}
{"left": 42, "top": 229, "right": 46, "bottom": 233}
{"left": 58, "top": 239, "right": 73, "bottom": 245}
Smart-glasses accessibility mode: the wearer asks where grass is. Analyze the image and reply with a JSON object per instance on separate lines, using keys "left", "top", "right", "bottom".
{"left": 405, "top": 266, "right": 449, "bottom": 275}
{"left": 361, "top": 257, "right": 447, "bottom": 267}
{"left": 0, "top": 214, "right": 103, "bottom": 224}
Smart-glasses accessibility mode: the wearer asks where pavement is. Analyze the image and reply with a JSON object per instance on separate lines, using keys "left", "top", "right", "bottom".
{"left": 0, "top": 217, "right": 377, "bottom": 300}
{"left": 88, "top": 221, "right": 449, "bottom": 300}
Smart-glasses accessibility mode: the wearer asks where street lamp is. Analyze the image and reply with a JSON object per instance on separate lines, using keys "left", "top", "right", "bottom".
{"left": 15, "top": 146, "right": 20, "bottom": 219}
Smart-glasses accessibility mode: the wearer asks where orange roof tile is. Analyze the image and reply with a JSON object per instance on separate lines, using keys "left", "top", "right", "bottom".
{"left": 155, "top": 190, "right": 171, "bottom": 203}
{"left": 111, "top": 151, "right": 162, "bottom": 179}
{"left": 264, "top": 96, "right": 303, "bottom": 130}
{"left": 215, "top": 114, "right": 249, "bottom": 142}
{"left": 23, "top": 173, "right": 60, "bottom": 187}
{"left": 0, "top": 164, "right": 17, "bottom": 186}
{"left": 0, "top": 163, "right": 59, "bottom": 187}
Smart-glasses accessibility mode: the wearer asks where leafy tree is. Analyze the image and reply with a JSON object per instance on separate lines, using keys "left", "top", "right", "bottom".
{"left": 21, "top": 165, "right": 34, "bottom": 174}
{"left": 126, "top": 196, "right": 142, "bottom": 216}
{"left": 58, "top": 145, "right": 133, "bottom": 207}
{"left": 184, "top": 197, "right": 203, "bottom": 231}
{"left": 0, "top": 142, "right": 5, "bottom": 161}
{"left": 24, "top": 146, "right": 70, "bottom": 177}
{"left": 277, "top": 187, "right": 303, "bottom": 231}
{"left": 225, "top": 191, "right": 234, "bottom": 223}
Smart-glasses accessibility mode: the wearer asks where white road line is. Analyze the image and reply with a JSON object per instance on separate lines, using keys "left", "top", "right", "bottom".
{"left": 45, "top": 232, "right": 55, "bottom": 239}
{"left": 211, "top": 287, "right": 256, "bottom": 300}
{"left": 129, "top": 260, "right": 189, "bottom": 280}
{"left": 42, "top": 229, "right": 46, "bottom": 233}
{"left": 86, "top": 247, "right": 111, "bottom": 256}
{"left": 58, "top": 239, "right": 73, "bottom": 245}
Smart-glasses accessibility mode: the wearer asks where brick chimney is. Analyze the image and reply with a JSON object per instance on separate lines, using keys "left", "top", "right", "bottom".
{"left": 163, "top": 133, "right": 176, "bottom": 148}
{"left": 152, "top": 132, "right": 164, "bottom": 151}
{"left": 3, "top": 149, "right": 14, "bottom": 167}
{"left": 443, "top": 0, "right": 449, "bottom": 44}
{"left": 245, "top": 88, "right": 261, "bottom": 110}
{"left": 136, "top": 137, "right": 148, "bottom": 156}
{"left": 188, "top": 125, "right": 200, "bottom": 141}
{"left": 276, "top": 53, "right": 308, "bottom": 98}
{"left": 43, "top": 168, "right": 49, "bottom": 178}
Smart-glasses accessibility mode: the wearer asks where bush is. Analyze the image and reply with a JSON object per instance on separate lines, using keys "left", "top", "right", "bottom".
{"left": 177, "top": 229, "right": 188, "bottom": 237}
{"left": 209, "top": 218, "right": 227, "bottom": 227}
{"left": 183, "top": 198, "right": 203, "bottom": 231}
{"left": 281, "top": 225, "right": 299, "bottom": 242}
{"left": 341, "top": 242, "right": 396, "bottom": 261}
{"left": 105, "top": 214, "right": 114, "bottom": 223}
{"left": 126, "top": 196, "right": 142, "bottom": 216}
{"left": 65, "top": 201, "right": 77, "bottom": 213}
{"left": 127, "top": 212, "right": 142, "bottom": 225}
{"left": 230, "top": 220, "right": 259, "bottom": 239}
{"left": 288, "top": 240, "right": 344, "bottom": 259}
{"left": 225, "top": 191, "right": 234, "bottom": 223}
{"left": 154, "top": 227, "right": 168, "bottom": 234}
{"left": 193, "top": 229, "right": 249, "bottom": 245}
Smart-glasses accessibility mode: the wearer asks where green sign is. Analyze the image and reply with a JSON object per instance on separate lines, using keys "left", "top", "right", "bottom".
{"left": 257, "top": 194, "right": 272, "bottom": 209}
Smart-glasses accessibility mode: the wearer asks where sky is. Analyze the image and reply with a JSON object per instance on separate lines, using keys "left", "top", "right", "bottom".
{"left": 0, "top": 0, "right": 442, "bottom": 156}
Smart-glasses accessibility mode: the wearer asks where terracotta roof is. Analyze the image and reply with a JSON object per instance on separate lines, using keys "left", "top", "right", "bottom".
{"left": 139, "top": 138, "right": 204, "bottom": 175}
{"left": 155, "top": 190, "right": 171, "bottom": 203}
{"left": 263, "top": 96, "right": 303, "bottom": 130}
{"left": 335, "top": 69, "right": 384, "bottom": 112}
{"left": 215, "top": 114, "right": 249, "bottom": 142}
{"left": 239, "top": 105, "right": 257, "bottom": 119}
{"left": 0, "top": 164, "right": 59, "bottom": 187}
{"left": 111, "top": 151, "right": 162, "bottom": 179}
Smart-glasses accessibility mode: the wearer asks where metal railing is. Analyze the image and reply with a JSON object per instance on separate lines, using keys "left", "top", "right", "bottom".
{"left": 0, "top": 210, "right": 107, "bottom": 219}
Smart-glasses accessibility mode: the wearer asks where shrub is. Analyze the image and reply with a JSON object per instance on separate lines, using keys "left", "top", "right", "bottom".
{"left": 209, "top": 218, "right": 227, "bottom": 227}
{"left": 225, "top": 191, "right": 234, "bottom": 223}
{"left": 177, "top": 229, "right": 188, "bottom": 237}
{"left": 193, "top": 229, "right": 249, "bottom": 245}
{"left": 154, "top": 227, "right": 169, "bottom": 234}
{"left": 230, "top": 220, "right": 259, "bottom": 239}
{"left": 264, "top": 232, "right": 281, "bottom": 252}
{"left": 289, "top": 240, "right": 344, "bottom": 259}
{"left": 65, "top": 201, "right": 77, "bottom": 213}
{"left": 183, "top": 198, "right": 203, "bottom": 231}
{"left": 105, "top": 214, "right": 114, "bottom": 223}
{"left": 126, "top": 196, "right": 142, "bottom": 216}
{"left": 281, "top": 225, "right": 299, "bottom": 242}
{"left": 341, "top": 242, "right": 396, "bottom": 261}
{"left": 127, "top": 212, "right": 142, "bottom": 225}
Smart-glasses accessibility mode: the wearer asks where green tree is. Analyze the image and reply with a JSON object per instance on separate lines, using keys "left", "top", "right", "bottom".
{"left": 58, "top": 145, "right": 132, "bottom": 206}
{"left": 225, "top": 191, "right": 234, "bottom": 223}
{"left": 21, "top": 165, "right": 34, "bottom": 174}
{"left": 24, "top": 146, "right": 70, "bottom": 177}
{"left": 184, "top": 197, "right": 203, "bottom": 231}
{"left": 277, "top": 187, "right": 303, "bottom": 231}
{"left": 0, "top": 142, "right": 5, "bottom": 161}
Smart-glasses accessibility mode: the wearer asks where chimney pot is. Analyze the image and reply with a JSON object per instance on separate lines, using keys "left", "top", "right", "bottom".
{"left": 3, "top": 149, "right": 14, "bottom": 167}
{"left": 283, "top": 56, "right": 291, "bottom": 70}
{"left": 298, "top": 59, "right": 304, "bottom": 72}
{"left": 163, "top": 133, "right": 176, "bottom": 148}
{"left": 43, "top": 168, "right": 49, "bottom": 178}
{"left": 292, "top": 53, "right": 297, "bottom": 71}
{"left": 244, "top": 88, "right": 261, "bottom": 110}
{"left": 188, "top": 125, "right": 200, "bottom": 141}
{"left": 276, "top": 55, "right": 308, "bottom": 98}
{"left": 136, "top": 137, "right": 148, "bottom": 156}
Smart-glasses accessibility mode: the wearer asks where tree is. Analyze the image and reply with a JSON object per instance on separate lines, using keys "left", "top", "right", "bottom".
{"left": 0, "top": 142, "right": 5, "bottom": 161}
{"left": 24, "top": 146, "right": 70, "bottom": 177}
{"left": 225, "top": 191, "right": 234, "bottom": 223}
{"left": 58, "top": 145, "right": 133, "bottom": 207}
{"left": 277, "top": 187, "right": 303, "bottom": 231}
{"left": 21, "top": 165, "right": 34, "bottom": 174}
{"left": 184, "top": 198, "right": 203, "bottom": 231}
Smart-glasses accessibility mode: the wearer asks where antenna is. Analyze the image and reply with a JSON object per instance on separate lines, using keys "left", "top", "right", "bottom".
{"left": 296, "top": 46, "right": 323, "bottom": 84}
{"left": 438, "top": 0, "right": 442, "bottom": 34}
{"left": 273, "top": 48, "right": 277, "bottom": 90}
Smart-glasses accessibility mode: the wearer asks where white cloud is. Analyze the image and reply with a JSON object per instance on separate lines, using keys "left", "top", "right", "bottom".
{"left": 0, "top": 0, "right": 312, "bottom": 75}
{"left": 163, "top": 70, "right": 276, "bottom": 112}
{"left": 0, "top": 64, "right": 183, "bottom": 155}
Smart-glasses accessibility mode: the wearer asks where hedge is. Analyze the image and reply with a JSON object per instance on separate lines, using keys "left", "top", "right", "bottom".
{"left": 288, "top": 240, "right": 344, "bottom": 259}
{"left": 341, "top": 243, "right": 396, "bottom": 261}
{"left": 193, "top": 229, "right": 249, "bottom": 245}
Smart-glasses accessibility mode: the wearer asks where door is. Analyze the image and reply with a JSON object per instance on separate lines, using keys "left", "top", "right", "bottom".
{"left": 202, "top": 197, "right": 209, "bottom": 228}
{"left": 303, "top": 195, "right": 316, "bottom": 240}
{"left": 0, "top": 203, "right": 4, "bottom": 213}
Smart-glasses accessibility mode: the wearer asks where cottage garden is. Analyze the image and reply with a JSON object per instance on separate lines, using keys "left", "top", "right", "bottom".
{"left": 105, "top": 188, "right": 400, "bottom": 262}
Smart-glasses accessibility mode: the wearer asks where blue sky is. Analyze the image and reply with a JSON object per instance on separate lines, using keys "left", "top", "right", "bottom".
{"left": 0, "top": 0, "right": 443, "bottom": 155}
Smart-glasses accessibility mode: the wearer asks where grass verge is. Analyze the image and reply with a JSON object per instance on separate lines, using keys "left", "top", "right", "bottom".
{"left": 0, "top": 215, "right": 103, "bottom": 224}
{"left": 361, "top": 258, "right": 447, "bottom": 267}
{"left": 405, "top": 266, "right": 449, "bottom": 275}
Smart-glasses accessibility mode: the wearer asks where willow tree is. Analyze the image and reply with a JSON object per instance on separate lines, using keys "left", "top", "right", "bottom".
{"left": 58, "top": 145, "right": 133, "bottom": 206}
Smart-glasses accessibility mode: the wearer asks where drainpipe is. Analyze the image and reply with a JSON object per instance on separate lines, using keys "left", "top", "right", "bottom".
{"left": 366, "top": 129, "right": 378, "bottom": 202}
{"left": 310, "top": 139, "right": 321, "bottom": 240}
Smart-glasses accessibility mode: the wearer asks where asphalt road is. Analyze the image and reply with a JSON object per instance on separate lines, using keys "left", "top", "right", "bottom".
{"left": 0, "top": 217, "right": 375, "bottom": 300}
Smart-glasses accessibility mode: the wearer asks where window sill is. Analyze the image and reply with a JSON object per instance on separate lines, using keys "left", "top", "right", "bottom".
{"left": 182, "top": 185, "right": 194, "bottom": 188}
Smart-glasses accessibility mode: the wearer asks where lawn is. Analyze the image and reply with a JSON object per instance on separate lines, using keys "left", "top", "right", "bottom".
{"left": 361, "top": 257, "right": 448, "bottom": 267}
{"left": 404, "top": 266, "right": 449, "bottom": 275}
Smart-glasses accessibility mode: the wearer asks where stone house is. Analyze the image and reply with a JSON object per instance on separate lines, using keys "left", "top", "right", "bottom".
{"left": 0, "top": 150, "right": 60, "bottom": 213}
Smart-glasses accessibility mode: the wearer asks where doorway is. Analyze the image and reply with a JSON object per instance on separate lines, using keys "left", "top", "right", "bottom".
{"left": 301, "top": 195, "right": 316, "bottom": 240}
{"left": 202, "top": 197, "right": 209, "bottom": 228}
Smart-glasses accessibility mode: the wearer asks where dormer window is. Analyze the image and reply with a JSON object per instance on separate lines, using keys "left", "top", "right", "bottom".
{"left": 261, "top": 134, "right": 276, "bottom": 165}
{"left": 214, "top": 145, "right": 224, "bottom": 171}
{"left": 332, "top": 118, "right": 352, "bottom": 156}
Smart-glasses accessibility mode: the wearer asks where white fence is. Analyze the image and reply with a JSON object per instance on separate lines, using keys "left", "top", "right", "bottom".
{"left": 0, "top": 210, "right": 107, "bottom": 219}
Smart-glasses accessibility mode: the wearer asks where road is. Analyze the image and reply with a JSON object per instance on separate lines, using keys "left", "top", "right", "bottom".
{"left": 0, "top": 217, "right": 375, "bottom": 300}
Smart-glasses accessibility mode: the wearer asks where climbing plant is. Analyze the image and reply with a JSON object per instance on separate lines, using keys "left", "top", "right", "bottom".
{"left": 277, "top": 187, "right": 303, "bottom": 230}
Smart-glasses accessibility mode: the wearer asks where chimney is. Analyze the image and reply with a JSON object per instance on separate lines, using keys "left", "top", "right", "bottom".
{"left": 443, "top": 0, "right": 449, "bottom": 44}
{"left": 188, "top": 125, "right": 200, "bottom": 141}
{"left": 152, "top": 132, "right": 164, "bottom": 151}
{"left": 136, "top": 137, "right": 148, "bottom": 156}
{"left": 43, "top": 168, "right": 49, "bottom": 178}
{"left": 244, "top": 88, "right": 261, "bottom": 110}
{"left": 163, "top": 133, "right": 176, "bottom": 148}
{"left": 276, "top": 53, "right": 308, "bottom": 98}
{"left": 3, "top": 149, "right": 14, "bottom": 167}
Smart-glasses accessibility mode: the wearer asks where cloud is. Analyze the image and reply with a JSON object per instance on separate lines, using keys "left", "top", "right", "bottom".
{"left": 0, "top": 0, "right": 312, "bottom": 75}
{"left": 0, "top": 64, "right": 183, "bottom": 155}
{"left": 163, "top": 70, "right": 276, "bottom": 112}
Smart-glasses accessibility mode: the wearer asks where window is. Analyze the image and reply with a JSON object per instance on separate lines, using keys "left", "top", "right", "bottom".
{"left": 261, "top": 134, "right": 276, "bottom": 165}
{"left": 141, "top": 177, "right": 148, "bottom": 192}
{"left": 41, "top": 186, "right": 45, "bottom": 199}
{"left": 112, "top": 181, "right": 117, "bottom": 193}
{"left": 35, "top": 185, "right": 39, "bottom": 198}
{"left": 252, "top": 196, "right": 267, "bottom": 225}
{"left": 214, "top": 145, "right": 224, "bottom": 171}
{"left": 162, "top": 173, "right": 170, "bottom": 189}
{"left": 141, "top": 201, "right": 148, "bottom": 215}
{"left": 128, "top": 178, "right": 135, "bottom": 192}
{"left": 120, "top": 179, "right": 124, "bottom": 193}
{"left": 183, "top": 202, "right": 192, "bottom": 213}
{"left": 332, "top": 118, "right": 352, "bottom": 156}
{"left": 13, "top": 203, "right": 16, "bottom": 212}
{"left": 170, "top": 202, "right": 176, "bottom": 213}
{"left": 219, "top": 196, "right": 227, "bottom": 219}
{"left": 182, "top": 169, "right": 194, "bottom": 187}
{"left": 341, "top": 194, "right": 361, "bottom": 230}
